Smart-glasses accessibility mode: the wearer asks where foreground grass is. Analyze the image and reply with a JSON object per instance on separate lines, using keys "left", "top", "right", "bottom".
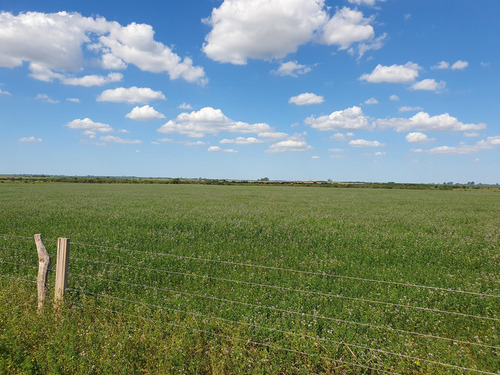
{"left": 0, "top": 183, "right": 499, "bottom": 373}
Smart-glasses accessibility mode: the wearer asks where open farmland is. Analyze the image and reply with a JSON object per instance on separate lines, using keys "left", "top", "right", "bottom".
{"left": 0, "top": 183, "right": 499, "bottom": 374}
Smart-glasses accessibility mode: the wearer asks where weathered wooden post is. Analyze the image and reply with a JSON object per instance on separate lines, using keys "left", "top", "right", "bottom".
{"left": 34, "top": 234, "right": 50, "bottom": 312}
{"left": 54, "top": 238, "right": 70, "bottom": 305}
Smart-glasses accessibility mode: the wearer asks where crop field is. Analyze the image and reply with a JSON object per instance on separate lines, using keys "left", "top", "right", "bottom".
{"left": 0, "top": 183, "right": 498, "bottom": 374}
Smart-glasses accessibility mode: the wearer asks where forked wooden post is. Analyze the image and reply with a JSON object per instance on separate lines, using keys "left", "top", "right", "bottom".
{"left": 54, "top": 238, "right": 70, "bottom": 304}
{"left": 34, "top": 234, "right": 50, "bottom": 312}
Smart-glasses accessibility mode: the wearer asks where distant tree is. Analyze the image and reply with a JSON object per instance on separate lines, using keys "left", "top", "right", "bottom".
{"left": 259, "top": 177, "right": 270, "bottom": 182}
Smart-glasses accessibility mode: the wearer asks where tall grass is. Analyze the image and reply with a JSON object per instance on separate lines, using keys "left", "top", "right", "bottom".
{"left": 0, "top": 183, "right": 498, "bottom": 373}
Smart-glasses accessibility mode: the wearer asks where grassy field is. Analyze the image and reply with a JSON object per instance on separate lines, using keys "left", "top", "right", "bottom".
{"left": 0, "top": 183, "right": 498, "bottom": 374}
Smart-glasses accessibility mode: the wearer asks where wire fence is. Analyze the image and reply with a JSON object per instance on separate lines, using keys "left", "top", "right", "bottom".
{"left": 0, "top": 233, "right": 498, "bottom": 374}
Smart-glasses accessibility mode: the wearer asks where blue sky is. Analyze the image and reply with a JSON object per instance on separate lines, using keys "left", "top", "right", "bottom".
{"left": 1, "top": 0, "right": 499, "bottom": 183}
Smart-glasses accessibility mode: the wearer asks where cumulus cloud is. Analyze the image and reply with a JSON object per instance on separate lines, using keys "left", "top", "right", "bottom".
{"left": 202, "top": 1, "right": 381, "bottom": 64}
{"left": 18, "top": 136, "right": 42, "bottom": 142}
{"left": 178, "top": 102, "right": 193, "bottom": 110}
{"left": 410, "top": 79, "right": 446, "bottom": 92}
{"left": 35, "top": 93, "right": 59, "bottom": 104}
{"left": 432, "top": 60, "right": 468, "bottom": 71}
{"left": 202, "top": 0, "right": 328, "bottom": 64}
{"left": 158, "top": 107, "right": 273, "bottom": 138}
{"left": 273, "top": 61, "right": 311, "bottom": 77}
{"left": 405, "top": 132, "right": 434, "bottom": 143}
{"left": 0, "top": 88, "right": 11, "bottom": 95}
{"left": 0, "top": 11, "right": 206, "bottom": 85}
{"left": 220, "top": 137, "right": 264, "bottom": 145}
{"left": 360, "top": 62, "right": 421, "bottom": 83}
{"left": 66, "top": 98, "right": 80, "bottom": 103}
{"left": 349, "top": 139, "right": 385, "bottom": 147}
{"left": 289, "top": 92, "right": 324, "bottom": 106}
{"left": 348, "top": 0, "right": 385, "bottom": 6}
{"left": 99, "top": 135, "right": 142, "bottom": 144}
{"left": 208, "top": 145, "right": 238, "bottom": 153}
{"left": 257, "top": 131, "right": 289, "bottom": 140}
{"left": 432, "top": 61, "right": 450, "bottom": 70}
{"left": 399, "top": 106, "right": 423, "bottom": 112}
{"left": 267, "top": 134, "right": 312, "bottom": 153}
{"left": 451, "top": 60, "right": 469, "bottom": 70}
{"left": 389, "top": 94, "right": 400, "bottom": 101}
{"left": 417, "top": 136, "right": 500, "bottom": 155}
{"left": 305, "top": 106, "right": 369, "bottom": 131}
{"left": 97, "top": 86, "right": 165, "bottom": 104}
{"left": 61, "top": 72, "right": 123, "bottom": 87}
{"left": 125, "top": 105, "right": 165, "bottom": 121}
{"left": 66, "top": 118, "right": 113, "bottom": 138}
{"left": 364, "top": 97, "right": 378, "bottom": 104}
{"left": 330, "top": 132, "right": 354, "bottom": 141}
{"left": 377, "top": 112, "right": 486, "bottom": 133}
{"left": 321, "top": 7, "right": 374, "bottom": 50}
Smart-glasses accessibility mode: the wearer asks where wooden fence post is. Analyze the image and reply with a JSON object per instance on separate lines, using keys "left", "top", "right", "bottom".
{"left": 34, "top": 234, "right": 50, "bottom": 312}
{"left": 54, "top": 238, "right": 70, "bottom": 304}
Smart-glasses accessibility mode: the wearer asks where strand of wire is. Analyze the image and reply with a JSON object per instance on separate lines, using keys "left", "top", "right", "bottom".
{"left": 0, "top": 246, "right": 52, "bottom": 257}
{"left": 68, "top": 273, "right": 499, "bottom": 350}
{"left": 0, "top": 257, "right": 54, "bottom": 272}
{"left": 71, "top": 241, "right": 499, "bottom": 298}
{"left": 70, "top": 257, "right": 499, "bottom": 322}
{"left": 0, "top": 233, "right": 57, "bottom": 242}
{"left": 71, "top": 301, "right": 401, "bottom": 375}
{"left": 68, "top": 286, "right": 497, "bottom": 375}
{"left": 0, "top": 259, "right": 39, "bottom": 269}
{"left": 0, "top": 273, "right": 37, "bottom": 284}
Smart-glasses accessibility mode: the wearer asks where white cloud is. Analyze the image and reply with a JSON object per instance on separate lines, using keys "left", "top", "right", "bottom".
{"left": 267, "top": 134, "right": 312, "bottom": 153}
{"left": 360, "top": 62, "right": 421, "bottom": 83}
{"left": 0, "top": 11, "right": 206, "bottom": 85}
{"left": 377, "top": 112, "right": 486, "bottom": 133}
{"left": 208, "top": 145, "right": 238, "bottom": 153}
{"left": 410, "top": 79, "right": 446, "bottom": 92}
{"left": 66, "top": 118, "right": 113, "bottom": 138}
{"left": 202, "top": 0, "right": 328, "bottom": 64}
{"left": 273, "top": 61, "right": 311, "bottom": 77}
{"left": 0, "top": 88, "right": 11, "bottom": 95}
{"left": 158, "top": 107, "right": 273, "bottom": 138}
{"left": 399, "top": 106, "right": 423, "bottom": 112}
{"left": 100, "top": 135, "right": 142, "bottom": 144}
{"left": 422, "top": 136, "right": 500, "bottom": 155}
{"left": 220, "top": 137, "right": 263, "bottom": 145}
{"left": 61, "top": 72, "right": 123, "bottom": 87}
{"left": 330, "top": 132, "right": 354, "bottom": 141}
{"left": 348, "top": 0, "right": 385, "bottom": 6}
{"left": 451, "top": 60, "right": 469, "bottom": 70}
{"left": 321, "top": 7, "right": 375, "bottom": 50}
{"left": 289, "top": 92, "right": 324, "bottom": 106}
{"left": 66, "top": 98, "right": 80, "bottom": 103}
{"left": 312, "top": 155, "right": 320, "bottom": 159}
{"left": 364, "top": 97, "right": 378, "bottom": 104}
{"left": 178, "top": 102, "right": 193, "bottom": 110}
{"left": 18, "top": 136, "right": 42, "bottom": 142}
{"left": 330, "top": 154, "right": 346, "bottom": 159}
{"left": 125, "top": 105, "right": 165, "bottom": 121}
{"left": 100, "top": 53, "right": 127, "bottom": 70}
{"left": 97, "top": 86, "right": 166, "bottom": 104}
{"left": 432, "top": 61, "right": 449, "bottom": 70}
{"left": 202, "top": 1, "right": 381, "bottom": 64}
{"left": 374, "top": 151, "right": 385, "bottom": 156}
{"left": 405, "top": 132, "right": 434, "bottom": 143}
{"left": 349, "top": 139, "right": 385, "bottom": 147}
{"left": 464, "top": 132, "right": 479, "bottom": 138}
{"left": 305, "top": 106, "right": 369, "bottom": 131}
{"left": 389, "top": 94, "right": 400, "bottom": 101}
{"left": 357, "top": 33, "right": 387, "bottom": 58}
{"left": 35, "top": 93, "right": 59, "bottom": 104}
{"left": 257, "top": 131, "right": 289, "bottom": 140}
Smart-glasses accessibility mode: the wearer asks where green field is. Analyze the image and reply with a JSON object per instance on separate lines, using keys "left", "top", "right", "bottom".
{"left": 0, "top": 183, "right": 498, "bottom": 374}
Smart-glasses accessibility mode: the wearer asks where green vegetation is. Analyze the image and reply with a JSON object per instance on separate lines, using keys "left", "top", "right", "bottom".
{"left": 1, "top": 183, "right": 499, "bottom": 374}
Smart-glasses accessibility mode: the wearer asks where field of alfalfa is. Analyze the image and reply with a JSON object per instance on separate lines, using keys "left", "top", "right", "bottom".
{"left": 0, "top": 183, "right": 498, "bottom": 374}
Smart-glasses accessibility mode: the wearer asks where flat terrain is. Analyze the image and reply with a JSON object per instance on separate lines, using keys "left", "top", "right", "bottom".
{"left": 0, "top": 183, "right": 498, "bottom": 374}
